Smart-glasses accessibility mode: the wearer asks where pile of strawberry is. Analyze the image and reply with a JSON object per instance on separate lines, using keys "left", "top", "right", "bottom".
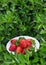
{"left": 9, "top": 38, "right": 32, "bottom": 54}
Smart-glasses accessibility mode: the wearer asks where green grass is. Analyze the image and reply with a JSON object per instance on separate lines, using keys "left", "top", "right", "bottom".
{"left": 0, "top": 0, "right": 46, "bottom": 65}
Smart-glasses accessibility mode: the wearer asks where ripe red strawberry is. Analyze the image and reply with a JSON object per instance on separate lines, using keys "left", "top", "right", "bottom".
{"left": 26, "top": 40, "right": 32, "bottom": 47}
{"left": 20, "top": 40, "right": 28, "bottom": 48}
{"left": 11, "top": 39, "right": 16, "bottom": 43}
{"left": 26, "top": 47, "right": 30, "bottom": 50}
{"left": 22, "top": 50, "right": 26, "bottom": 54}
{"left": 26, "top": 39, "right": 31, "bottom": 42}
{"left": 9, "top": 44, "right": 17, "bottom": 51}
{"left": 16, "top": 46, "right": 22, "bottom": 54}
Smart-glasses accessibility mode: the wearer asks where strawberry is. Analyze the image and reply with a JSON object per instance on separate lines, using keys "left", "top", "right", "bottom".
{"left": 26, "top": 39, "right": 31, "bottom": 42}
{"left": 11, "top": 39, "right": 16, "bottom": 43}
{"left": 22, "top": 50, "right": 26, "bottom": 54}
{"left": 26, "top": 40, "right": 32, "bottom": 47}
{"left": 9, "top": 44, "right": 17, "bottom": 51}
{"left": 26, "top": 47, "right": 30, "bottom": 50}
{"left": 16, "top": 46, "right": 22, "bottom": 54}
{"left": 20, "top": 40, "right": 28, "bottom": 48}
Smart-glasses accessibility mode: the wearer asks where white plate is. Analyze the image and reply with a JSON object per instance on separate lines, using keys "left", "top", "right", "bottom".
{"left": 6, "top": 36, "right": 40, "bottom": 54}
